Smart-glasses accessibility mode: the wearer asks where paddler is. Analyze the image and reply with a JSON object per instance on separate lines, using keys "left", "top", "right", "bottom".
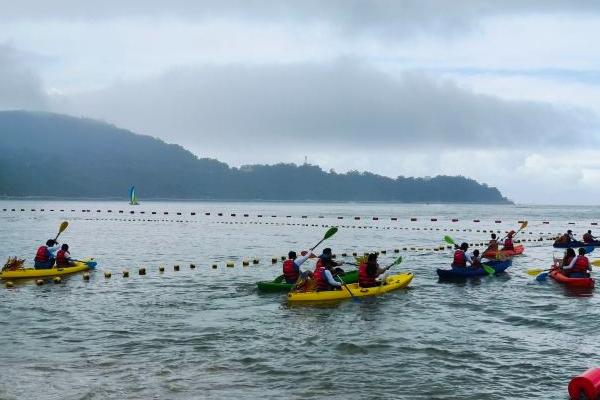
{"left": 314, "top": 248, "right": 344, "bottom": 275}
{"left": 452, "top": 242, "right": 472, "bottom": 268}
{"left": 313, "top": 248, "right": 344, "bottom": 291}
{"left": 553, "top": 248, "right": 576, "bottom": 269}
{"left": 487, "top": 233, "right": 499, "bottom": 253}
{"left": 562, "top": 247, "right": 592, "bottom": 278}
{"left": 34, "top": 239, "right": 59, "bottom": 269}
{"left": 282, "top": 250, "right": 313, "bottom": 284}
{"left": 358, "top": 253, "right": 387, "bottom": 288}
{"left": 502, "top": 231, "right": 515, "bottom": 251}
{"left": 55, "top": 244, "right": 73, "bottom": 267}
{"left": 471, "top": 249, "right": 482, "bottom": 269}
{"left": 583, "top": 230, "right": 596, "bottom": 244}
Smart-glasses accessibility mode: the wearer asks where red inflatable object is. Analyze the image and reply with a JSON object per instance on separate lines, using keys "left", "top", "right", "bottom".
{"left": 569, "top": 368, "right": 600, "bottom": 399}
{"left": 482, "top": 244, "right": 525, "bottom": 259}
{"left": 550, "top": 268, "right": 595, "bottom": 289}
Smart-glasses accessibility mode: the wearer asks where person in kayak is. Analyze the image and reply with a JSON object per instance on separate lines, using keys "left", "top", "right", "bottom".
{"left": 55, "top": 244, "right": 73, "bottom": 267}
{"left": 358, "top": 253, "right": 388, "bottom": 288}
{"left": 452, "top": 242, "right": 472, "bottom": 268}
{"left": 562, "top": 248, "right": 592, "bottom": 278}
{"left": 34, "top": 239, "right": 60, "bottom": 269}
{"left": 487, "top": 233, "right": 499, "bottom": 253}
{"left": 314, "top": 248, "right": 344, "bottom": 275}
{"left": 282, "top": 250, "right": 313, "bottom": 284}
{"left": 583, "top": 230, "right": 597, "bottom": 244}
{"left": 554, "top": 248, "right": 576, "bottom": 269}
{"left": 502, "top": 231, "right": 515, "bottom": 251}
{"left": 470, "top": 249, "right": 482, "bottom": 269}
{"left": 313, "top": 256, "right": 343, "bottom": 291}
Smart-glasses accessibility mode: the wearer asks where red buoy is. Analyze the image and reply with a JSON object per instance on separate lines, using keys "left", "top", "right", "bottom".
{"left": 569, "top": 368, "right": 600, "bottom": 400}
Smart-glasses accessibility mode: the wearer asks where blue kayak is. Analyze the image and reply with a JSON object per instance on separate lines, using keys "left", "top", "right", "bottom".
{"left": 436, "top": 260, "right": 512, "bottom": 279}
{"left": 553, "top": 240, "right": 600, "bottom": 249}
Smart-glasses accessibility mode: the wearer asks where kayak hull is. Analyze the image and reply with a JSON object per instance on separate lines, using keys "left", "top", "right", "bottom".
{"left": 287, "top": 272, "right": 413, "bottom": 302}
{"left": 437, "top": 260, "right": 512, "bottom": 279}
{"left": 482, "top": 245, "right": 524, "bottom": 259}
{"left": 553, "top": 241, "right": 600, "bottom": 249}
{"left": 0, "top": 258, "right": 96, "bottom": 279}
{"left": 257, "top": 270, "right": 358, "bottom": 293}
{"left": 549, "top": 268, "right": 594, "bottom": 288}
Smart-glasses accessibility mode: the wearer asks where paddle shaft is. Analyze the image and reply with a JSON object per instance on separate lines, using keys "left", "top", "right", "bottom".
{"left": 337, "top": 275, "right": 356, "bottom": 299}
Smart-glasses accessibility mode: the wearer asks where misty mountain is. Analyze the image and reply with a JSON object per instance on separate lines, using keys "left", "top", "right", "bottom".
{"left": 0, "top": 111, "right": 511, "bottom": 203}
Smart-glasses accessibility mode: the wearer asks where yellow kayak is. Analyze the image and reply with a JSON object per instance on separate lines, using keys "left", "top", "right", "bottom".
{"left": 287, "top": 272, "right": 414, "bottom": 302}
{"left": 0, "top": 258, "right": 96, "bottom": 280}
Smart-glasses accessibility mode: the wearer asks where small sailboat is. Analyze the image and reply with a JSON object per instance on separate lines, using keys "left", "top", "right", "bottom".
{"left": 129, "top": 186, "right": 139, "bottom": 205}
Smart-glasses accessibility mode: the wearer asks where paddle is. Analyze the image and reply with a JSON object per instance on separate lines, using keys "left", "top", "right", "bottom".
{"left": 310, "top": 227, "right": 338, "bottom": 251}
{"left": 444, "top": 236, "right": 494, "bottom": 275}
{"left": 290, "top": 227, "right": 339, "bottom": 290}
{"left": 54, "top": 221, "right": 69, "bottom": 242}
{"left": 337, "top": 274, "right": 357, "bottom": 300}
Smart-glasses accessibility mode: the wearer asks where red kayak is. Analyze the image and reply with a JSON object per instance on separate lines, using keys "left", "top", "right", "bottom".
{"left": 549, "top": 268, "right": 595, "bottom": 289}
{"left": 483, "top": 244, "right": 525, "bottom": 259}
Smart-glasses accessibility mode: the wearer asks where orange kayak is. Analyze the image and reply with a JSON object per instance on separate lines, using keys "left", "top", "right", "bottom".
{"left": 482, "top": 244, "right": 524, "bottom": 259}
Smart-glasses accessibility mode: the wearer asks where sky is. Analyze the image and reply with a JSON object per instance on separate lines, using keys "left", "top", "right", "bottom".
{"left": 1, "top": 1, "right": 600, "bottom": 204}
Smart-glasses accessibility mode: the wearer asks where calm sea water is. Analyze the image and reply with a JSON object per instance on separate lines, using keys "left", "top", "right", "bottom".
{"left": 1, "top": 200, "right": 599, "bottom": 400}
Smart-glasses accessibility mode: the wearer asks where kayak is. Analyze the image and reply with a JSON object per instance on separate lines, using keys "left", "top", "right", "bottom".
{"left": 553, "top": 240, "right": 600, "bottom": 249}
{"left": 0, "top": 258, "right": 97, "bottom": 280}
{"left": 287, "top": 272, "right": 413, "bottom": 302}
{"left": 482, "top": 245, "right": 525, "bottom": 259}
{"left": 257, "top": 270, "right": 358, "bottom": 293}
{"left": 437, "top": 259, "right": 512, "bottom": 279}
{"left": 549, "top": 268, "right": 594, "bottom": 288}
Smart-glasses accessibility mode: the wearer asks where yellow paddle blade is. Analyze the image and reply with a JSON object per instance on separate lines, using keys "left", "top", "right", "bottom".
{"left": 59, "top": 221, "right": 69, "bottom": 233}
{"left": 591, "top": 259, "right": 600, "bottom": 267}
{"left": 526, "top": 268, "right": 546, "bottom": 276}
{"left": 520, "top": 221, "right": 528, "bottom": 230}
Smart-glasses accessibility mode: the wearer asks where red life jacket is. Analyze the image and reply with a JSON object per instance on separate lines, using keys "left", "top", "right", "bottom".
{"left": 56, "top": 249, "right": 69, "bottom": 266}
{"left": 453, "top": 250, "right": 466, "bottom": 267}
{"left": 488, "top": 240, "right": 498, "bottom": 251}
{"left": 314, "top": 258, "right": 326, "bottom": 273}
{"left": 583, "top": 233, "right": 593, "bottom": 243}
{"left": 314, "top": 266, "right": 330, "bottom": 290}
{"left": 35, "top": 246, "right": 49, "bottom": 262}
{"left": 503, "top": 238, "right": 514, "bottom": 251}
{"left": 472, "top": 257, "right": 482, "bottom": 268}
{"left": 282, "top": 259, "right": 299, "bottom": 283}
{"left": 358, "top": 263, "right": 378, "bottom": 287}
{"left": 572, "top": 255, "right": 590, "bottom": 273}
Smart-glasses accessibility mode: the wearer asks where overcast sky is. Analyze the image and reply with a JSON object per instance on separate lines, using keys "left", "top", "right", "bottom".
{"left": 2, "top": 1, "right": 600, "bottom": 204}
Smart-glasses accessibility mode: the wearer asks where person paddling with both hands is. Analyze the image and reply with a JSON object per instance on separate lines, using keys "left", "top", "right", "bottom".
{"left": 452, "top": 242, "right": 473, "bottom": 269}
{"left": 313, "top": 248, "right": 344, "bottom": 291}
{"left": 282, "top": 250, "right": 314, "bottom": 284}
{"left": 358, "top": 253, "right": 392, "bottom": 288}
{"left": 34, "top": 239, "right": 60, "bottom": 269}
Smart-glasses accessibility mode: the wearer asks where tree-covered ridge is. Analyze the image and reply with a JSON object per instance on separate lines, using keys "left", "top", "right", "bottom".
{"left": 0, "top": 111, "right": 511, "bottom": 203}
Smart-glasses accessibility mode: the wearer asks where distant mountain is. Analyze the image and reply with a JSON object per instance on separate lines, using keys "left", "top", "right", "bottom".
{"left": 0, "top": 111, "right": 511, "bottom": 203}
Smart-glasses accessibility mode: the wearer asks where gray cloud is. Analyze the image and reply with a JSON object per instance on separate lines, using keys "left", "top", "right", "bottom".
{"left": 55, "top": 61, "right": 597, "bottom": 153}
{"left": 4, "top": 1, "right": 600, "bottom": 37}
{"left": 0, "top": 44, "right": 47, "bottom": 110}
